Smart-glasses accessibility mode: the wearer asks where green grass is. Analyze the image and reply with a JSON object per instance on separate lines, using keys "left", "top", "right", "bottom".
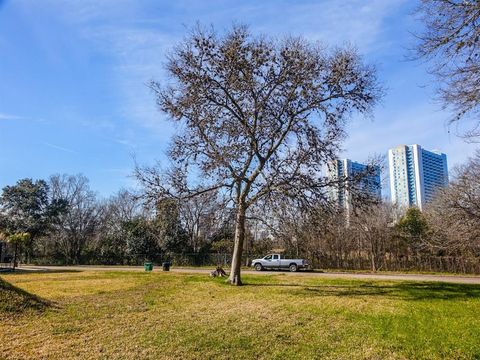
{"left": 1, "top": 271, "right": 480, "bottom": 359}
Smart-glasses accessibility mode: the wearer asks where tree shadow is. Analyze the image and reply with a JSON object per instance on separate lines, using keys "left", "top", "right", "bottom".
{"left": 0, "top": 277, "right": 54, "bottom": 314}
{"left": 5, "top": 268, "right": 81, "bottom": 275}
{"left": 246, "top": 281, "right": 480, "bottom": 301}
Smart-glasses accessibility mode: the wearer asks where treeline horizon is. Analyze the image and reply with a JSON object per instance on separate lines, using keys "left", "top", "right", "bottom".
{"left": 0, "top": 149, "right": 478, "bottom": 273}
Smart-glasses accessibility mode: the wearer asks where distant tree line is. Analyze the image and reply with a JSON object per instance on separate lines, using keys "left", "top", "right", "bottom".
{"left": 1, "top": 21, "right": 479, "bottom": 274}
{"left": 0, "top": 174, "right": 243, "bottom": 266}
{"left": 0, "top": 149, "right": 478, "bottom": 273}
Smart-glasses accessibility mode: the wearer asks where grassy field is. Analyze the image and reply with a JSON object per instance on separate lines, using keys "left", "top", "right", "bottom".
{"left": 1, "top": 271, "right": 480, "bottom": 360}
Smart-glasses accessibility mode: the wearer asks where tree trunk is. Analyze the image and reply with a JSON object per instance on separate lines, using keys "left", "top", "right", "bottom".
{"left": 370, "top": 242, "right": 376, "bottom": 272}
{"left": 26, "top": 238, "right": 32, "bottom": 264}
{"left": 13, "top": 243, "right": 18, "bottom": 271}
{"left": 228, "top": 204, "right": 246, "bottom": 286}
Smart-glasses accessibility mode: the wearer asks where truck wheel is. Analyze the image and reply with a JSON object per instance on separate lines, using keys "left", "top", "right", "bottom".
{"left": 289, "top": 264, "right": 298, "bottom": 272}
{"left": 254, "top": 263, "right": 263, "bottom": 271}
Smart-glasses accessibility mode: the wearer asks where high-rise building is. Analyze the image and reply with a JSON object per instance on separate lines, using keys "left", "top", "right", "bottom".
{"left": 388, "top": 144, "right": 448, "bottom": 210}
{"left": 327, "top": 159, "right": 382, "bottom": 211}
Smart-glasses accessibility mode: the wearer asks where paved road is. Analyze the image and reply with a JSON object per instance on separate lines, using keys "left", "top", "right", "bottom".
{"left": 14, "top": 265, "right": 480, "bottom": 285}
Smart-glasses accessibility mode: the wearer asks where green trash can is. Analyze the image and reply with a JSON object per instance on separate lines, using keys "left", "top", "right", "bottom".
{"left": 144, "top": 262, "right": 153, "bottom": 272}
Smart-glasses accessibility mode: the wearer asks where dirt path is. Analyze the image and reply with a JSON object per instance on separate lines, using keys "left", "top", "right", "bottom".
{"left": 14, "top": 265, "right": 480, "bottom": 285}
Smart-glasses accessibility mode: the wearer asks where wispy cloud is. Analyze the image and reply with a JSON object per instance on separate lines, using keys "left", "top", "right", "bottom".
{"left": 42, "top": 142, "right": 77, "bottom": 154}
{"left": 342, "top": 103, "right": 478, "bottom": 169}
{"left": 0, "top": 112, "right": 46, "bottom": 123}
{"left": 247, "top": 0, "right": 408, "bottom": 53}
{"left": 0, "top": 113, "right": 28, "bottom": 121}
{"left": 35, "top": 0, "right": 407, "bottom": 139}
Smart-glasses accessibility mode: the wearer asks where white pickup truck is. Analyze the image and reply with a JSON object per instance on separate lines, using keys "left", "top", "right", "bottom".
{"left": 251, "top": 254, "right": 312, "bottom": 272}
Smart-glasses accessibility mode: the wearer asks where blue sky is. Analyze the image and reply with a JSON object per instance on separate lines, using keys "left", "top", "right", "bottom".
{"left": 0, "top": 0, "right": 478, "bottom": 197}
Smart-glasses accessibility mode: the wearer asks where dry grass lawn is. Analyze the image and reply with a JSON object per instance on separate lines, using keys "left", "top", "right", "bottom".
{"left": 1, "top": 270, "right": 480, "bottom": 359}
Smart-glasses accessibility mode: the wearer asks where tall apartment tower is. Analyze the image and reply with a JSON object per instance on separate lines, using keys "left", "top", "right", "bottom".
{"left": 327, "top": 159, "right": 382, "bottom": 211}
{"left": 388, "top": 144, "right": 448, "bottom": 210}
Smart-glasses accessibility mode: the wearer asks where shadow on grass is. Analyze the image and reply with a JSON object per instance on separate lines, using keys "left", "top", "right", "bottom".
{"left": 246, "top": 281, "right": 480, "bottom": 301}
{"left": 5, "top": 268, "right": 82, "bottom": 275}
{"left": 0, "top": 277, "right": 53, "bottom": 314}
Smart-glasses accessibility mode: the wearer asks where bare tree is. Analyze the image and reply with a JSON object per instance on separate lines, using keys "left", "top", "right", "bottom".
{"left": 137, "top": 25, "right": 382, "bottom": 285}
{"left": 94, "top": 189, "right": 144, "bottom": 264}
{"left": 105, "top": 189, "right": 143, "bottom": 223}
{"left": 272, "top": 201, "right": 361, "bottom": 270}
{"left": 49, "top": 174, "right": 101, "bottom": 264}
{"left": 426, "top": 150, "right": 480, "bottom": 254}
{"left": 415, "top": 0, "right": 480, "bottom": 138}
{"left": 350, "top": 203, "right": 395, "bottom": 272}
{"left": 179, "top": 191, "right": 220, "bottom": 253}
{"left": 445, "top": 149, "right": 480, "bottom": 222}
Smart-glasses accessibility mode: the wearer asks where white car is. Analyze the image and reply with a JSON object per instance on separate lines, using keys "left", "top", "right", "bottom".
{"left": 251, "top": 254, "right": 312, "bottom": 272}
